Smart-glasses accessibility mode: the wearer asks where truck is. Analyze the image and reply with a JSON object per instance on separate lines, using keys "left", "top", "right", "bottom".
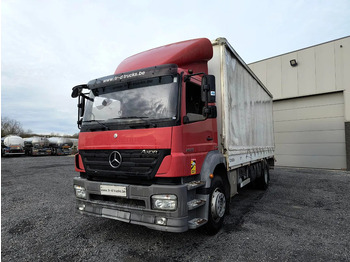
{"left": 48, "top": 137, "right": 73, "bottom": 155}
{"left": 1, "top": 135, "right": 25, "bottom": 156}
{"left": 24, "top": 136, "right": 52, "bottom": 156}
{"left": 71, "top": 37, "right": 274, "bottom": 234}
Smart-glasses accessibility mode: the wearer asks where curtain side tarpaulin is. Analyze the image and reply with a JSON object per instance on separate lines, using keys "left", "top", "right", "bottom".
{"left": 222, "top": 48, "right": 274, "bottom": 154}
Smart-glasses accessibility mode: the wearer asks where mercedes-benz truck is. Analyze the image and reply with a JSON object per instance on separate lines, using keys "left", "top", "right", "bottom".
{"left": 71, "top": 38, "right": 274, "bottom": 234}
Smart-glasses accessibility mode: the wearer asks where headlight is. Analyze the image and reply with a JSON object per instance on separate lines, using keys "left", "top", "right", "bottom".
{"left": 74, "top": 185, "right": 87, "bottom": 199}
{"left": 151, "top": 195, "right": 177, "bottom": 211}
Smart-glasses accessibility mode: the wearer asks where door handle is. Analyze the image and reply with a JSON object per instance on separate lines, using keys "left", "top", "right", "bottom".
{"left": 207, "top": 136, "right": 213, "bottom": 141}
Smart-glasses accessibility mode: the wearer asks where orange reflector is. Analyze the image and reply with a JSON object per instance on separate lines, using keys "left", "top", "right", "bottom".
{"left": 209, "top": 174, "right": 214, "bottom": 179}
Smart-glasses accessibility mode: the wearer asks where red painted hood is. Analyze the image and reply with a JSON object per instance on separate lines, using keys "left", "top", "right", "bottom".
{"left": 78, "top": 127, "right": 172, "bottom": 150}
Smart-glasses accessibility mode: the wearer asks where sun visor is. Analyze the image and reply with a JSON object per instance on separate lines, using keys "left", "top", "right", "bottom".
{"left": 115, "top": 38, "right": 213, "bottom": 74}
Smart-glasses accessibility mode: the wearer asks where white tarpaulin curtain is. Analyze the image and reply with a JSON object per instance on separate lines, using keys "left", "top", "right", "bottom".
{"left": 222, "top": 48, "right": 274, "bottom": 153}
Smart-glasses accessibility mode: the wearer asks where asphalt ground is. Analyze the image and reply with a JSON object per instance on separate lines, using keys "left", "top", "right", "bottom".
{"left": 1, "top": 155, "right": 350, "bottom": 261}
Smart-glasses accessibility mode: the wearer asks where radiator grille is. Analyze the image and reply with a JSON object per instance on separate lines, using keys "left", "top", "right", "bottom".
{"left": 79, "top": 149, "right": 170, "bottom": 181}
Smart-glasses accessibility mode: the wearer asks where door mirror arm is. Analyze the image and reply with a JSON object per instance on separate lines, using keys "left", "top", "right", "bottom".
{"left": 72, "top": 84, "right": 92, "bottom": 129}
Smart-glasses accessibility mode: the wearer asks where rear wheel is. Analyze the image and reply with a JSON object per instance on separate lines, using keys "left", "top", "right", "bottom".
{"left": 256, "top": 163, "right": 269, "bottom": 190}
{"left": 205, "top": 176, "right": 226, "bottom": 235}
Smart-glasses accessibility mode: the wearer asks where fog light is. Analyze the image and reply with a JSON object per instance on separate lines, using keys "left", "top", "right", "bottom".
{"left": 155, "top": 217, "right": 167, "bottom": 226}
{"left": 74, "top": 185, "right": 86, "bottom": 199}
{"left": 151, "top": 195, "right": 177, "bottom": 211}
{"left": 78, "top": 204, "right": 86, "bottom": 211}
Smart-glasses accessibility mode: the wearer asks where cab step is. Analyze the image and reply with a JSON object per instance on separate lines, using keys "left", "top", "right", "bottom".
{"left": 188, "top": 218, "right": 207, "bottom": 229}
{"left": 240, "top": 178, "right": 251, "bottom": 188}
{"left": 187, "top": 199, "right": 206, "bottom": 210}
{"left": 186, "top": 181, "right": 205, "bottom": 190}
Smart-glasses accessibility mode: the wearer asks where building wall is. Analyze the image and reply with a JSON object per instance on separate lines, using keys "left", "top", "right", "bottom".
{"left": 249, "top": 36, "right": 350, "bottom": 170}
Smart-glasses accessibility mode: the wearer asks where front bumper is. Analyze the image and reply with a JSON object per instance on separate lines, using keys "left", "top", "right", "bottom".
{"left": 74, "top": 177, "right": 190, "bottom": 232}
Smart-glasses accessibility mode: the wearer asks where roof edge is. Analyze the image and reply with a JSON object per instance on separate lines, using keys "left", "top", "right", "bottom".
{"left": 249, "top": 35, "right": 350, "bottom": 65}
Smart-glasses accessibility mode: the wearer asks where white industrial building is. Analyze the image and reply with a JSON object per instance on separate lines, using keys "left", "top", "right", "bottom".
{"left": 249, "top": 36, "right": 350, "bottom": 170}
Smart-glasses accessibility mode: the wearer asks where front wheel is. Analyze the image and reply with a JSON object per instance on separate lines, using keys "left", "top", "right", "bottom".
{"left": 205, "top": 176, "right": 226, "bottom": 235}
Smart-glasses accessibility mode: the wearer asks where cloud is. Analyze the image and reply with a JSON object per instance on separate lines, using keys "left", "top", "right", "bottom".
{"left": 2, "top": 0, "right": 350, "bottom": 135}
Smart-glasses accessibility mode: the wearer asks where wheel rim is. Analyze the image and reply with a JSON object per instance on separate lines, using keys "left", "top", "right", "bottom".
{"left": 211, "top": 188, "right": 226, "bottom": 222}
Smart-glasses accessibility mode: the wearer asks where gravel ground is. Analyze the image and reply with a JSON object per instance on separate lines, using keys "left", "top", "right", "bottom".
{"left": 1, "top": 156, "right": 350, "bottom": 261}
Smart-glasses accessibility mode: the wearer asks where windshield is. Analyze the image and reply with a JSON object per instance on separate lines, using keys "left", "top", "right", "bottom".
{"left": 83, "top": 75, "right": 178, "bottom": 122}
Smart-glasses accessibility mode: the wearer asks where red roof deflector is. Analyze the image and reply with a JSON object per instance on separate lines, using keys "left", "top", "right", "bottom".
{"left": 115, "top": 38, "right": 213, "bottom": 74}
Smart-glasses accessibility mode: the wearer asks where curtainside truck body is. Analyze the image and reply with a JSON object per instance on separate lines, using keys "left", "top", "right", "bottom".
{"left": 71, "top": 38, "right": 274, "bottom": 233}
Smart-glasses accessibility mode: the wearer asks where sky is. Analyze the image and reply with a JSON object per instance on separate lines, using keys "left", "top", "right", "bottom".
{"left": 1, "top": 0, "right": 350, "bottom": 135}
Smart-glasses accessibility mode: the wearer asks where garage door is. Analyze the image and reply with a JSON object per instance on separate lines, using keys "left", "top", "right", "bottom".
{"left": 273, "top": 92, "right": 346, "bottom": 169}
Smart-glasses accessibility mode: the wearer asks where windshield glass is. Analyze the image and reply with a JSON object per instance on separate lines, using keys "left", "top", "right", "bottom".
{"left": 83, "top": 75, "right": 178, "bottom": 122}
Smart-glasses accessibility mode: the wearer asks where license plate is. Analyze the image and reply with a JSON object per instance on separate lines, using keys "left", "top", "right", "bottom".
{"left": 100, "top": 185, "right": 127, "bottom": 197}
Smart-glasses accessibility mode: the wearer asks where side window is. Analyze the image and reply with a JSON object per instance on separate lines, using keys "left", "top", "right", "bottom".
{"left": 186, "top": 82, "right": 205, "bottom": 122}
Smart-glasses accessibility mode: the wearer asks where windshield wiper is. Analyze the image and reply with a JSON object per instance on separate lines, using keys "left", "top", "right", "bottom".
{"left": 113, "top": 116, "right": 149, "bottom": 119}
{"left": 83, "top": 120, "right": 109, "bottom": 130}
{"left": 110, "top": 116, "right": 157, "bottom": 128}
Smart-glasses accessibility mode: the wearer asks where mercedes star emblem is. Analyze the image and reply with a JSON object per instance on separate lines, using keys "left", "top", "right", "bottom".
{"left": 109, "top": 151, "right": 122, "bottom": 169}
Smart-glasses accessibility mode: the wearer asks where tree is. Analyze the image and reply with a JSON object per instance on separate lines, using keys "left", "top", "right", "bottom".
{"left": 1, "top": 117, "right": 24, "bottom": 137}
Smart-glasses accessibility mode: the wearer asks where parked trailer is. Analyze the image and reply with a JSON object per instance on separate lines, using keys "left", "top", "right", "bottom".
{"left": 71, "top": 37, "right": 274, "bottom": 234}
{"left": 71, "top": 138, "right": 79, "bottom": 155}
{"left": 1, "top": 137, "right": 4, "bottom": 156}
{"left": 49, "top": 137, "right": 73, "bottom": 155}
{"left": 2, "top": 135, "right": 25, "bottom": 156}
{"left": 24, "top": 136, "right": 52, "bottom": 156}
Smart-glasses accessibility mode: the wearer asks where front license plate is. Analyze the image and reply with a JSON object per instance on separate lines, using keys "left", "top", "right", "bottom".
{"left": 100, "top": 184, "right": 127, "bottom": 197}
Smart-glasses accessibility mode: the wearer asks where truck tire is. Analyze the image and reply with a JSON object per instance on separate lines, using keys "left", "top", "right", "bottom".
{"left": 255, "top": 163, "right": 269, "bottom": 190}
{"left": 205, "top": 175, "right": 226, "bottom": 235}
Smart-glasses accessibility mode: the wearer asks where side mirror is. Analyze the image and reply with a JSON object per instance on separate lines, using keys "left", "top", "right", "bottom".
{"left": 72, "top": 84, "right": 87, "bottom": 98}
{"left": 202, "top": 105, "right": 217, "bottom": 119}
{"left": 201, "top": 75, "right": 216, "bottom": 119}
{"left": 201, "top": 75, "right": 216, "bottom": 103}
{"left": 77, "top": 95, "right": 85, "bottom": 129}
{"left": 72, "top": 84, "right": 90, "bottom": 129}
